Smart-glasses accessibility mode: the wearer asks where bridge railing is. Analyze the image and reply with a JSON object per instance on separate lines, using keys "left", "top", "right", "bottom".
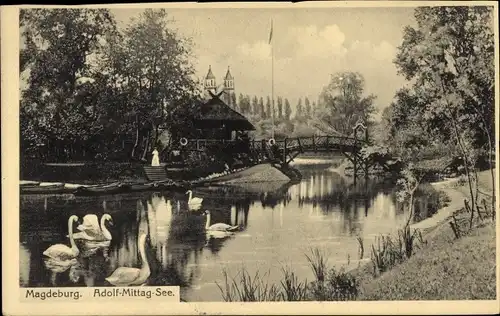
{"left": 179, "top": 139, "right": 240, "bottom": 151}
{"left": 272, "top": 135, "right": 365, "bottom": 151}
{"left": 174, "top": 135, "right": 366, "bottom": 162}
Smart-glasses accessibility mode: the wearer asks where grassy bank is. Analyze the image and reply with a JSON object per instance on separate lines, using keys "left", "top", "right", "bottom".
{"left": 354, "top": 169, "right": 496, "bottom": 300}
{"left": 216, "top": 170, "right": 496, "bottom": 301}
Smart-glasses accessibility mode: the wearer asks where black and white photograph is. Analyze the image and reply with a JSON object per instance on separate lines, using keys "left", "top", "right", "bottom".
{"left": 2, "top": 1, "right": 499, "bottom": 314}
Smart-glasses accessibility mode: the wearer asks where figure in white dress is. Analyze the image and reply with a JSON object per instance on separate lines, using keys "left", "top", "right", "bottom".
{"left": 151, "top": 148, "right": 160, "bottom": 167}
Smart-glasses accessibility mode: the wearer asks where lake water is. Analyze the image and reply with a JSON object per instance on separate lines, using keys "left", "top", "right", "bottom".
{"left": 19, "top": 161, "right": 439, "bottom": 301}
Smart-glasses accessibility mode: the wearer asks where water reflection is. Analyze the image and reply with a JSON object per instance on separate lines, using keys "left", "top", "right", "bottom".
{"left": 19, "top": 162, "right": 441, "bottom": 301}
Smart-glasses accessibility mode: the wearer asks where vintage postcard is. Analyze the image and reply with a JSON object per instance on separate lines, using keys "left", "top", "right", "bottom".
{"left": 2, "top": 1, "right": 499, "bottom": 315}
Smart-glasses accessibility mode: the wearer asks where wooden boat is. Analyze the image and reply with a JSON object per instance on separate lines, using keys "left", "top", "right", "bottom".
{"left": 21, "top": 183, "right": 67, "bottom": 195}
{"left": 149, "top": 179, "right": 191, "bottom": 192}
{"left": 73, "top": 182, "right": 131, "bottom": 196}
{"left": 128, "top": 182, "right": 158, "bottom": 193}
{"left": 20, "top": 180, "right": 41, "bottom": 187}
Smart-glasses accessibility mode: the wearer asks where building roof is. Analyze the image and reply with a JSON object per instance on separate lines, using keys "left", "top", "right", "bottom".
{"left": 205, "top": 65, "right": 216, "bottom": 80}
{"left": 224, "top": 66, "right": 233, "bottom": 80}
{"left": 191, "top": 92, "right": 255, "bottom": 131}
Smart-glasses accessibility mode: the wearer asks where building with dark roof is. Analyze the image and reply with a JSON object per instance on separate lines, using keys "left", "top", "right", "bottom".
{"left": 191, "top": 90, "right": 255, "bottom": 140}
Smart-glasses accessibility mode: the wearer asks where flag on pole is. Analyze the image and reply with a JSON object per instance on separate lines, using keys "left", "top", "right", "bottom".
{"left": 268, "top": 19, "right": 273, "bottom": 44}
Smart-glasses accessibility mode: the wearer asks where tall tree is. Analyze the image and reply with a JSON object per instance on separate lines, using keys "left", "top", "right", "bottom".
{"left": 238, "top": 93, "right": 246, "bottom": 114}
{"left": 259, "top": 96, "right": 265, "bottom": 119}
{"left": 266, "top": 96, "right": 272, "bottom": 119}
{"left": 284, "top": 98, "right": 292, "bottom": 121}
{"left": 305, "top": 97, "right": 311, "bottom": 118}
{"left": 245, "top": 95, "right": 252, "bottom": 115}
{"left": 296, "top": 98, "right": 303, "bottom": 119}
{"left": 394, "top": 6, "right": 496, "bottom": 212}
{"left": 316, "top": 72, "right": 376, "bottom": 136}
{"left": 277, "top": 96, "right": 283, "bottom": 119}
{"left": 252, "top": 96, "right": 259, "bottom": 116}
{"left": 104, "top": 9, "right": 198, "bottom": 159}
{"left": 20, "top": 8, "right": 118, "bottom": 160}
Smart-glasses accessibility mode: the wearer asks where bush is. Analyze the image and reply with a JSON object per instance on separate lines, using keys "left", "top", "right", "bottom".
{"left": 307, "top": 268, "right": 358, "bottom": 301}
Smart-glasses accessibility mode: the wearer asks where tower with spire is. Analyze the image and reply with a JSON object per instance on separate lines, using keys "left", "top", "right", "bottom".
{"left": 203, "top": 65, "right": 235, "bottom": 107}
{"left": 204, "top": 65, "right": 217, "bottom": 93}
{"left": 222, "top": 66, "right": 234, "bottom": 105}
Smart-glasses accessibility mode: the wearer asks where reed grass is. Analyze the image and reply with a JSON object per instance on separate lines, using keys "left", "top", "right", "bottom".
{"left": 216, "top": 268, "right": 280, "bottom": 302}
{"left": 304, "top": 247, "right": 329, "bottom": 282}
{"left": 217, "top": 248, "right": 359, "bottom": 302}
{"left": 279, "top": 266, "right": 308, "bottom": 301}
{"left": 370, "top": 226, "right": 425, "bottom": 276}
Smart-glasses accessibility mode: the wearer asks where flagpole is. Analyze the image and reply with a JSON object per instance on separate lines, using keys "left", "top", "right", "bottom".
{"left": 270, "top": 19, "right": 275, "bottom": 140}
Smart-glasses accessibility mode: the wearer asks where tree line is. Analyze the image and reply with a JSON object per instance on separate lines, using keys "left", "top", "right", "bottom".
{"left": 231, "top": 94, "right": 316, "bottom": 121}
{"left": 21, "top": 9, "right": 200, "bottom": 162}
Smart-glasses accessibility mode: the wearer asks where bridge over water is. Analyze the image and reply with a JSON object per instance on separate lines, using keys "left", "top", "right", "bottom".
{"left": 175, "top": 133, "right": 395, "bottom": 180}
{"left": 170, "top": 132, "right": 453, "bottom": 183}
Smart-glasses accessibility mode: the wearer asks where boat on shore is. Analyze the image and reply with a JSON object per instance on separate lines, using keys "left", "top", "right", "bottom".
{"left": 21, "top": 183, "right": 68, "bottom": 195}
{"left": 19, "top": 179, "right": 190, "bottom": 196}
{"left": 19, "top": 163, "right": 296, "bottom": 196}
{"left": 73, "top": 182, "right": 132, "bottom": 196}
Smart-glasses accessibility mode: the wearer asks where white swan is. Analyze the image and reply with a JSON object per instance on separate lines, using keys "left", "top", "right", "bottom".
{"left": 105, "top": 233, "right": 150, "bottom": 286}
{"left": 206, "top": 230, "right": 235, "bottom": 239}
{"left": 73, "top": 214, "right": 113, "bottom": 241}
{"left": 186, "top": 190, "right": 203, "bottom": 206}
{"left": 43, "top": 215, "right": 80, "bottom": 260}
{"left": 204, "top": 210, "right": 239, "bottom": 232}
{"left": 188, "top": 202, "right": 202, "bottom": 211}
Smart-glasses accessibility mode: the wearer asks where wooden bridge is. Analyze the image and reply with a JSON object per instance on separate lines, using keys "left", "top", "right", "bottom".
{"left": 171, "top": 133, "right": 453, "bottom": 181}
{"left": 264, "top": 135, "right": 367, "bottom": 165}
{"left": 174, "top": 135, "right": 380, "bottom": 178}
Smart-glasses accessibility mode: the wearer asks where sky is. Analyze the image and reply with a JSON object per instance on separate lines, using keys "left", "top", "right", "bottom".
{"left": 110, "top": 7, "right": 417, "bottom": 117}
{"left": 19, "top": 7, "right": 418, "bottom": 118}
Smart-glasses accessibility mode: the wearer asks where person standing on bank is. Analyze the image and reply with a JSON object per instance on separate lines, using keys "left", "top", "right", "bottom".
{"left": 151, "top": 147, "right": 160, "bottom": 167}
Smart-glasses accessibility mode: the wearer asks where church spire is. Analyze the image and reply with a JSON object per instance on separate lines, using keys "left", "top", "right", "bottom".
{"left": 224, "top": 66, "right": 234, "bottom": 90}
{"left": 204, "top": 65, "right": 216, "bottom": 91}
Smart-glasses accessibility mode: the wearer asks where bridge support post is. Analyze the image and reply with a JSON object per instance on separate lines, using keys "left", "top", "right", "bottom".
{"left": 353, "top": 135, "right": 358, "bottom": 185}
{"left": 353, "top": 151, "right": 357, "bottom": 185}
{"left": 283, "top": 138, "right": 287, "bottom": 166}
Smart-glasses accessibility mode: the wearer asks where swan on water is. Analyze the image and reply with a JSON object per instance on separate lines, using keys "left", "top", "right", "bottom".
{"left": 186, "top": 190, "right": 203, "bottom": 206}
{"left": 73, "top": 214, "right": 113, "bottom": 241}
{"left": 206, "top": 230, "right": 235, "bottom": 239}
{"left": 43, "top": 215, "right": 80, "bottom": 260}
{"left": 188, "top": 202, "right": 202, "bottom": 211}
{"left": 105, "top": 233, "right": 150, "bottom": 286}
{"left": 204, "top": 210, "right": 239, "bottom": 232}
